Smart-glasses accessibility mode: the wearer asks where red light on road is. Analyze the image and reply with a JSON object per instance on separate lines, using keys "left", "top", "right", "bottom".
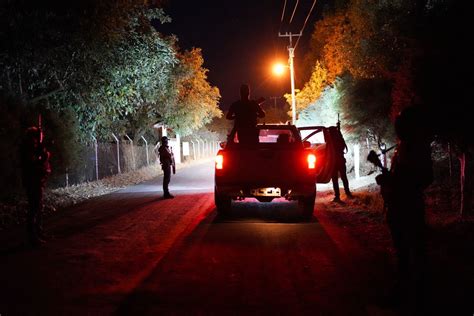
{"left": 215, "top": 154, "right": 224, "bottom": 169}
{"left": 307, "top": 154, "right": 316, "bottom": 169}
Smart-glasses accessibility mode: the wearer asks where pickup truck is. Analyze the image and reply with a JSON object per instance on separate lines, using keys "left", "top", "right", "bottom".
{"left": 214, "top": 124, "right": 336, "bottom": 220}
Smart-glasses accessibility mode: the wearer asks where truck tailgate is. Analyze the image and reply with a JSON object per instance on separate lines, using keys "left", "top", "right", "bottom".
{"left": 222, "top": 147, "right": 312, "bottom": 185}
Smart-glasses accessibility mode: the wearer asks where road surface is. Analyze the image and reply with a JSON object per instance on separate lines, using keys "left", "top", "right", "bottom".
{"left": 0, "top": 160, "right": 394, "bottom": 315}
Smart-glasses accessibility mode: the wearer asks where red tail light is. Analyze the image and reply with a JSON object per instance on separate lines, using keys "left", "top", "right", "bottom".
{"left": 215, "top": 154, "right": 224, "bottom": 170}
{"left": 307, "top": 153, "right": 316, "bottom": 169}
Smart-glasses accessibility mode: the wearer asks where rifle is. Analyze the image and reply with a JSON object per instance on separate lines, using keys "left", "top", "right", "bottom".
{"left": 367, "top": 150, "right": 388, "bottom": 174}
{"left": 367, "top": 149, "right": 394, "bottom": 209}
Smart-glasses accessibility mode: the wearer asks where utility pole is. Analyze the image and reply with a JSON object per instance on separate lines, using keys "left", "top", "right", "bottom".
{"left": 278, "top": 32, "right": 302, "bottom": 125}
{"left": 270, "top": 96, "right": 279, "bottom": 109}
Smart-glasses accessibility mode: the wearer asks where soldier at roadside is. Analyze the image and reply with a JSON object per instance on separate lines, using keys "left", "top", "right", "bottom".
{"left": 377, "top": 105, "right": 433, "bottom": 312}
{"left": 20, "top": 126, "right": 51, "bottom": 246}
{"left": 154, "top": 136, "right": 175, "bottom": 199}
{"left": 328, "top": 126, "right": 353, "bottom": 202}
{"left": 226, "top": 84, "right": 265, "bottom": 144}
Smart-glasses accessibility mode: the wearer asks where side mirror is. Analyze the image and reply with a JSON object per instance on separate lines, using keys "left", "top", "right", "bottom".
{"left": 303, "top": 141, "right": 311, "bottom": 148}
{"left": 219, "top": 141, "right": 227, "bottom": 149}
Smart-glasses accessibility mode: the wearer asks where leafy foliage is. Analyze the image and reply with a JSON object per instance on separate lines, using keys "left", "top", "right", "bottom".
{"left": 164, "top": 48, "right": 222, "bottom": 137}
{"left": 291, "top": 61, "right": 328, "bottom": 112}
{"left": 296, "top": 81, "right": 341, "bottom": 128}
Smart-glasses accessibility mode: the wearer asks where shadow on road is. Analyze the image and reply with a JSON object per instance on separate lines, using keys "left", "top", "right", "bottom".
{"left": 213, "top": 199, "right": 319, "bottom": 224}
{"left": 0, "top": 192, "right": 167, "bottom": 255}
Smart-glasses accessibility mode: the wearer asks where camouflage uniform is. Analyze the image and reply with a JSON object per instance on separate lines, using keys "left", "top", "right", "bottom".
{"left": 155, "top": 136, "right": 175, "bottom": 198}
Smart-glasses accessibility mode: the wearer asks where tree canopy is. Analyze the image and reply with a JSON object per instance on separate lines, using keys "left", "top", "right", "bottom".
{"left": 0, "top": 0, "right": 222, "bottom": 142}
{"left": 294, "top": 0, "right": 473, "bottom": 147}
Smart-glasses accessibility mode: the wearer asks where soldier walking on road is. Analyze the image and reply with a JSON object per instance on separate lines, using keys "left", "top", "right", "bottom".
{"left": 155, "top": 136, "right": 175, "bottom": 199}
{"left": 20, "top": 126, "right": 51, "bottom": 246}
{"left": 329, "top": 126, "right": 353, "bottom": 202}
{"left": 226, "top": 84, "right": 265, "bottom": 144}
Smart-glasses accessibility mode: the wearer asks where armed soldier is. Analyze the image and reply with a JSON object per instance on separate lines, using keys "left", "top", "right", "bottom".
{"left": 155, "top": 136, "right": 175, "bottom": 199}
{"left": 226, "top": 84, "right": 265, "bottom": 144}
{"left": 328, "top": 126, "right": 353, "bottom": 202}
{"left": 371, "top": 106, "right": 433, "bottom": 312}
{"left": 20, "top": 126, "right": 51, "bottom": 246}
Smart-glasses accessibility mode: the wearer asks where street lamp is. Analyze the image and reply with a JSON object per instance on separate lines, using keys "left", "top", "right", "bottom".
{"left": 274, "top": 32, "right": 301, "bottom": 125}
{"left": 272, "top": 63, "right": 286, "bottom": 76}
{"left": 272, "top": 58, "right": 297, "bottom": 125}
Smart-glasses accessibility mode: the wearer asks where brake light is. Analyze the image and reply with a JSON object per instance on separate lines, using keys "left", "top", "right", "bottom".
{"left": 215, "top": 154, "right": 224, "bottom": 170}
{"left": 307, "top": 153, "right": 316, "bottom": 169}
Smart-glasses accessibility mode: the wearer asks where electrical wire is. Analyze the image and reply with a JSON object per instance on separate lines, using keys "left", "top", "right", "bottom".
{"left": 294, "top": 0, "right": 317, "bottom": 50}
{"left": 280, "top": 0, "right": 287, "bottom": 22}
{"left": 289, "top": 0, "right": 299, "bottom": 24}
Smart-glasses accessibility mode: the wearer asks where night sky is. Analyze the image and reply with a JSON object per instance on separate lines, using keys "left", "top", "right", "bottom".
{"left": 158, "top": 0, "right": 327, "bottom": 111}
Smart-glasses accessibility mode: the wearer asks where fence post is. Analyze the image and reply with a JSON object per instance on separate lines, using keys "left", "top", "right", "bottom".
{"left": 353, "top": 144, "right": 360, "bottom": 179}
{"left": 380, "top": 143, "right": 387, "bottom": 168}
{"left": 175, "top": 133, "right": 181, "bottom": 164}
{"left": 141, "top": 136, "right": 149, "bottom": 166}
{"left": 92, "top": 135, "right": 99, "bottom": 180}
{"left": 111, "top": 133, "right": 121, "bottom": 174}
{"left": 125, "top": 134, "right": 136, "bottom": 170}
{"left": 190, "top": 140, "right": 196, "bottom": 160}
{"left": 196, "top": 139, "right": 201, "bottom": 159}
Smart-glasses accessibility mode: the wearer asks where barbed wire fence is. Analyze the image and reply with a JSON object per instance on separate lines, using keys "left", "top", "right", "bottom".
{"left": 49, "top": 134, "right": 222, "bottom": 189}
{"left": 48, "top": 131, "right": 388, "bottom": 189}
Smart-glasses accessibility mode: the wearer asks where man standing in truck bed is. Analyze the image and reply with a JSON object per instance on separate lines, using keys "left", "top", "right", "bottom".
{"left": 226, "top": 84, "right": 265, "bottom": 144}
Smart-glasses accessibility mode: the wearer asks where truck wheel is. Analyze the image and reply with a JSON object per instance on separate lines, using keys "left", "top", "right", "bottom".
{"left": 299, "top": 193, "right": 315, "bottom": 221}
{"left": 215, "top": 188, "right": 231, "bottom": 214}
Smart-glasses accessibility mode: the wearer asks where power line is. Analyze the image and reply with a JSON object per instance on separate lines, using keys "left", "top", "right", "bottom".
{"left": 294, "top": 0, "right": 317, "bottom": 50}
{"left": 289, "top": 0, "right": 299, "bottom": 24}
{"left": 280, "top": 0, "right": 287, "bottom": 22}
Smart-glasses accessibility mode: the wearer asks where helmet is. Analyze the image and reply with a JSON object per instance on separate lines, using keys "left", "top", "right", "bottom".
{"left": 395, "top": 106, "right": 424, "bottom": 141}
{"left": 161, "top": 136, "right": 169, "bottom": 142}
{"left": 394, "top": 105, "right": 430, "bottom": 142}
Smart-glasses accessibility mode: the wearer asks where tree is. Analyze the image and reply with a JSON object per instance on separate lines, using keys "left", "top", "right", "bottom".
{"left": 163, "top": 48, "right": 222, "bottom": 137}
{"left": 291, "top": 61, "right": 328, "bottom": 112}
{"left": 299, "top": 0, "right": 474, "bottom": 214}
{"left": 296, "top": 80, "right": 342, "bottom": 129}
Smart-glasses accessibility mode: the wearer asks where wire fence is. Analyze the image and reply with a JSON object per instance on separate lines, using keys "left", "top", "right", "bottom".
{"left": 46, "top": 133, "right": 388, "bottom": 189}
{"left": 49, "top": 136, "right": 222, "bottom": 188}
